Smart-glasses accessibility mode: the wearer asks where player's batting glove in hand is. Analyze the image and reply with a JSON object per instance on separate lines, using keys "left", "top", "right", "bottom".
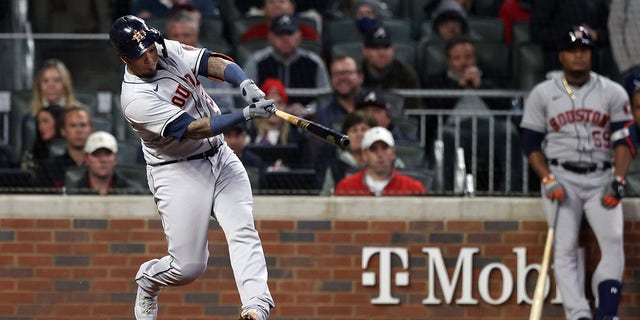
{"left": 243, "top": 99, "right": 275, "bottom": 120}
{"left": 542, "top": 174, "right": 566, "bottom": 203}
{"left": 240, "top": 79, "right": 265, "bottom": 103}
{"left": 602, "top": 176, "right": 625, "bottom": 208}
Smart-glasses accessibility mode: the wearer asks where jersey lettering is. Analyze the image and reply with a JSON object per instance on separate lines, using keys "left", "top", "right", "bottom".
{"left": 185, "top": 74, "right": 200, "bottom": 87}
{"left": 171, "top": 83, "right": 191, "bottom": 108}
{"left": 549, "top": 108, "right": 609, "bottom": 131}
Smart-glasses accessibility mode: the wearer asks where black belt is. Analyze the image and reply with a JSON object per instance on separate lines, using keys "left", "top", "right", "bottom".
{"left": 150, "top": 146, "right": 220, "bottom": 167}
{"left": 549, "top": 159, "right": 612, "bottom": 174}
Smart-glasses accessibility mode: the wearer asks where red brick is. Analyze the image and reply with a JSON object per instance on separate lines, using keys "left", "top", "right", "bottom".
{"left": 93, "top": 303, "right": 131, "bottom": 315}
{"left": 35, "top": 219, "right": 70, "bottom": 228}
{"left": 296, "top": 244, "right": 332, "bottom": 255}
{"left": 35, "top": 268, "right": 71, "bottom": 278}
{"left": 354, "top": 232, "right": 390, "bottom": 243}
{"left": 0, "top": 255, "right": 15, "bottom": 265}
{"left": 73, "top": 243, "right": 109, "bottom": 254}
{"left": 260, "top": 220, "right": 295, "bottom": 230}
{"left": 371, "top": 221, "right": 405, "bottom": 231}
{"left": 92, "top": 280, "right": 129, "bottom": 291}
{"left": 37, "top": 243, "right": 73, "bottom": 254}
{"left": 17, "top": 255, "right": 52, "bottom": 266}
{"left": 262, "top": 243, "right": 296, "bottom": 255}
{"left": 0, "top": 292, "right": 33, "bottom": 303}
{"left": 73, "top": 268, "right": 108, "bottom": 278}
{"left": 334, "top": 221, "right": 368, "bottom": 231}
{"left": 0, "top": 219, "right": 35, "bottom": 228}
{"left": 296, "top": 268, "right": 331, "bottom": 279}
{"left": 317, "top": 232, "right": 352, "bottom": 242}
{"left": 93, "top": 231, "right": 129, "bottom": 241}
{"left": 0, "top": 243, "right": 34, "bottom": 253}
{"left": 131, "top": 230, "right": 166, "bottom": 241}
{"left": 17, "top": 230, "right": 52, "bottom": 241}
{"left": 18, "top": 280, "right": 52, "bottom": 291}
{"left": 92, "top": 256, "right": 128, "bottom": 266}
{"left": 0, "top": 279, "right": 15, "bottom": 290}
{"left": 110, "top": 219, "right": 145, "bottom": 229}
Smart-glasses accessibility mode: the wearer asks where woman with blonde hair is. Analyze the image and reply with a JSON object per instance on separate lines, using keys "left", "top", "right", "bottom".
{"left": 22, "top": 59, "right": 86, "bottom": 164}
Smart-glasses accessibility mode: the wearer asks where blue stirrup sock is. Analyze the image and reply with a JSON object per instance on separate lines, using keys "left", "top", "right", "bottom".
{"left": 595, "top": 279, "right": 622, "bottom": 320}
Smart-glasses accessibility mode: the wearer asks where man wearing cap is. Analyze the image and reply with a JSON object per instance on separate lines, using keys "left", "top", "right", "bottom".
{"left": 355, "top": 91, "right": 418, "bottom": 145}
{"left": 334, "top": 126, "right": 425, "bottom": 196}
{"left": 67, "top": 131, "right": 146, "bottom": 195}
{"left": 360, "top": 25, "right": 421, "bottom": 109}
{"left": 241, "top": 0, "right": 319, "bottom": 42}
{"left": 243, "top": 13, "right": 330, "bottom": 106}
{"left": 520, "top": 26, "right": 635, "bottom": 320}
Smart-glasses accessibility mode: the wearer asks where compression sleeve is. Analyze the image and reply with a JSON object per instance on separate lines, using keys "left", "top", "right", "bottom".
{"left": 165, "top": 113, "right": 196, "bottom": 142}
{"left": 611, "top": 120, "right": 637, "bottom": 157}
{"left": 223, "top": 63, "right": 248, "bottom": 86}
{"left": 209, "top": 111, "right": 245, "bottom": 136}
{"left": 521, "top": 127, "right": 546, "bottom": 156}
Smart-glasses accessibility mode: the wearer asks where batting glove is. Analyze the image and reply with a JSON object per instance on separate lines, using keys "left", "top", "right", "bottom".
{"left": 542, "top": 174, "right": 566, "bottom": 203}
{"left": 243, "top": 99, "right": 275, "bottom": 120}
{"left": 240, "top": 79, "right": 265, "bottom": 103}
{"left": 602, "top": 176, "right": 625, "bottom": 208}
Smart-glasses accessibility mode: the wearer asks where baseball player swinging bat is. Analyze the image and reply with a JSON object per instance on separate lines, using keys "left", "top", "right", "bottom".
{"left": 529, "top": 202, "right": 559, "bottom": 320}
{"left": 269, "top": 107, "right": 350, "bottom": 149}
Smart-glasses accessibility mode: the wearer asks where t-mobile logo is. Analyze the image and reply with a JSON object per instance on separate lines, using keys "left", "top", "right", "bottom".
{"left": 361, "top": 247, "right": 409, "bottom": 304}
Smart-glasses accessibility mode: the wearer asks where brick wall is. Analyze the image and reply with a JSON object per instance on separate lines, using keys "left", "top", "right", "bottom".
{"left": 0, "top": 196, "right": 639, "bottom": 319}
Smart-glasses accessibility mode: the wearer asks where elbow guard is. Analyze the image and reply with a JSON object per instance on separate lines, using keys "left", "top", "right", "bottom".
{"left": 611, "top": 120, "right": 637, "bottom": 158}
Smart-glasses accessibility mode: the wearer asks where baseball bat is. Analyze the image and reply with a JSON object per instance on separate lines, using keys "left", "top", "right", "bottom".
{"left": 272, "top": 109, "right": 350, "bottom": 149}
{"left": 529, "top": 202, "right": 559, "bottom": 320}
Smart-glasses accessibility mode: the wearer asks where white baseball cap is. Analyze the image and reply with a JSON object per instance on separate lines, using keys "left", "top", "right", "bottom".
{"left": 84, "top": 131, "right": 118, "bottom": 154}
{"left": 361, "top": 126, "right": 394, "bottom": 150}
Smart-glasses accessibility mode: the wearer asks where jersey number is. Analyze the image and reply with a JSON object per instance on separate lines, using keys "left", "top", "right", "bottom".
{"left": 592, "top": 130, "right": 611, "bottom": 148}
{"left": 171, "top": 84, "right": 191, "bottom": 109}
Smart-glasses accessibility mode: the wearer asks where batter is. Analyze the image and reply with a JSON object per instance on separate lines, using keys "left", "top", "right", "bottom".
{"left": 109, "top": 15, "right": 275, "bottom": 320}
{"left": 521, "top": 26, "right": 635, "bottom": 320}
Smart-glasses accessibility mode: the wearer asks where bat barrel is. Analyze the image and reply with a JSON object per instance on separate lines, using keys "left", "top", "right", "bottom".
{"left": 338, "top": 135, "right": 350, "bottom": 149}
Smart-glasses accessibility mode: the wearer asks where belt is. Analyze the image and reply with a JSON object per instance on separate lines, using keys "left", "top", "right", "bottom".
{"left": 549, "top": 159, "right": 612, "bottom": 174}
{"left": 150, "top": 146, "right": 220, "bottom": 167}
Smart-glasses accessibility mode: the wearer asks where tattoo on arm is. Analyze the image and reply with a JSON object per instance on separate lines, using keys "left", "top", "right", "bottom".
{"left": 184, "top": 117, "right": 213, "bottom": 140}
{"left": 208, "top": 57, "right": 231, "bottom": 80}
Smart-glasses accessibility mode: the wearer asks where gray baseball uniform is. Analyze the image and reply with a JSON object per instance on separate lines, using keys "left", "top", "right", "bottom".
{"left": 120, "top": 39, "right": 274, "bottom": 314}
{"left": 521, "top": 71, "right": 630, "bottom": 320}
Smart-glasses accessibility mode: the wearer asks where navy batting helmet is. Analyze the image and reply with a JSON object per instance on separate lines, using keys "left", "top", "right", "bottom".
{"left": 559, "top": 25, "right": 594, "bottom": 51}
{"left": 109, "top": 15, "right": 163, "bottom": 59}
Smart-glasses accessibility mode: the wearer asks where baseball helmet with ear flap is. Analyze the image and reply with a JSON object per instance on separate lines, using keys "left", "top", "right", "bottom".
{"left": 109, "top": 15, "right": 167, "bottom": 59}
{"left": 558, "top": 25, "right": 594, "bottom": 51}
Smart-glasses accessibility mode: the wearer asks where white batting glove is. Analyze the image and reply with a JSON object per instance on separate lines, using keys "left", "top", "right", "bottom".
{"left": 240, "top": 79, "right": 265, "bottom": 103}
{"left": 243, "top": 99, "right": 275, "bottom": 120}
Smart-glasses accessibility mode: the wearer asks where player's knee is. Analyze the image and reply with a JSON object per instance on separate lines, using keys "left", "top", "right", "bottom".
{"left": 178, "top": 261, "right": 207, "bottom": 284}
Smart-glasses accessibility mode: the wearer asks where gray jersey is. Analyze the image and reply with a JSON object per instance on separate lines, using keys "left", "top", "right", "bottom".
{"left": 521, "top": 72, "right": 632, "bottom": 163}
{"left": 120, "top": 39, "right": 223, "bottom": 165}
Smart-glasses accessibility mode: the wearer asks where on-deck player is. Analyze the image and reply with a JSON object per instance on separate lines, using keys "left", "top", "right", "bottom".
{"left": 520, "top": 26, "right": 636, "bottom": 320}
{"left": 109, "top": 15, "right": 275, "bottom": 320}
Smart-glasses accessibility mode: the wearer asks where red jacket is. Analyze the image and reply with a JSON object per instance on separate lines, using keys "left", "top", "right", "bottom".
{"left": 241, "top": 21, "right": 320, "bottom": 42}
{"left": 334, "top": 169, "right": 426, "bottom": 196}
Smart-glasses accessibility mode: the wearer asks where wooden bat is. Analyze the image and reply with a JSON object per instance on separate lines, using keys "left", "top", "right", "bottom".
{"left": 529, "top": 202, "right": 558, "bottom": 320}
{"left": 272, "top": 108, "right": 350, "bottom": 149}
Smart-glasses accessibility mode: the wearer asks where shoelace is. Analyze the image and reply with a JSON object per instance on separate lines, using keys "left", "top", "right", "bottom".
{"left": 140, "top": 295, "right": 156, "bottom": 314}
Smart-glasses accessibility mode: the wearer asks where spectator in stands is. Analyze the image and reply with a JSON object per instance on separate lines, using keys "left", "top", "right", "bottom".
{"left": 351, "top": 0, "right": 389, "bottom": 34}
{"left": 133, "top": 0, "right": 220, "bottom": 19}
{"left": 23, "top": 59, "right": 86, "bottom": 159}
{"left": 315, "top": 55, "right": 365, "bottom": 128}
{"left": 428, "top": 0, "right": 470, "bottom": 42}
{"left": 423, "top": 37, "right": 509, "bottom": 110}
{"left": 21, "top": 105, "right": 64, "bottom": 173}
{"left": 248, "top": 78, "right": 309, "bottom": 170}
{"left": 243, "top": 14, "right": 331, "bottom": 105}
{"left": 320, "top": 110, "right": 376, "bottom": 195}
{"left": 360, "top": 25, "right": 422, "bottom": 109}
{"left": 241, "top": 0, "right": 319, "bottom": 42}
{"left": 530, "top": 0, "right": 610, "bottom": 75}
{"left": 66, "top": 131, "right": 146, "bottom": 195}
{"left": 224, "top": 123, "right": 262, "bottom": 169}
{"left": 166, "top": 11, "right": 235, "bottom": 112}
{"left": 608, "top": 0, "right": 640, "bottom": 101}
{"left": 35, "top": 106, "right": 93, "bottom": 191}
{"left": 355, "top": 91, "right": 418, "bottom": 144}
{"left": 29, "top": 0, "right": 110, "bottom": 33}
{"left": 498, "top": 0, "right": 531, "bottom": 45}
{"left": 334, "top": 126, "right": 426, "bottom": 196}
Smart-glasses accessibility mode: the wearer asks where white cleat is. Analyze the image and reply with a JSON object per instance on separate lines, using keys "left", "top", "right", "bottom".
{"left": 134, "top": 287, "right": 158, "bottom": 320}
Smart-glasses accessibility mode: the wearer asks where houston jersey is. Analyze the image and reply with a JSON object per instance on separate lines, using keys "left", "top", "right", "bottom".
{"left": 521, "top": 72, "right": 632, "bottom": 163}
{"left": 120, "top": 39, "right": 223, "bottom": 165}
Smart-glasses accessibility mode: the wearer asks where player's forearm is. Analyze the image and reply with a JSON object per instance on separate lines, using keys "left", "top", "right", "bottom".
{"left": 528, "top": 151, "right": 552, "bottom": 180}
{"left": 184, "top": 118, "right": 214, "bottom": 140}
{"left": 613, "top": 145, "right": 632, "bottom": 178}
{"left": 207, "top": 57, "right": 231, "bottom": 81}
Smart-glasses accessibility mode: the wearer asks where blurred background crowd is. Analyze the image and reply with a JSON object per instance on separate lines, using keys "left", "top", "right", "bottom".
{"left": 0, "top": 0, "right": 638, "bottom": 197}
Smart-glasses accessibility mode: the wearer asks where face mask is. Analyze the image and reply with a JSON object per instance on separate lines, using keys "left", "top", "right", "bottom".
{"left": 356, "top": 17, "right": 379, "bottom": 33}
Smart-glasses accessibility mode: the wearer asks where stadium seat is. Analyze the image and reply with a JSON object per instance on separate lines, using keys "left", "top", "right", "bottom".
{"left": 236, "top": 39, "right": 321, "bottom": 67}
{"left": 474, "top": 41, "right": 511, "bottom": 83}
{"left": 417, "top": 40, "right": 447, "bottom": 83}
{"left": 34, "top": 40, "right": 123, "bottom": 92}
{"left": 116, "top": 139, "right": 143, "bottom": 166}
{"left": 512, "top": 42, "right": 544, "bottom": 90}
{"left": 0, "top": 168, "right": 34, "bottom": 193}
{"left": 114, "top": 164, "right": 149, "bottom": 190}
{"left": 408, "top": 0, "right": 441, "bottom": 38}
{"left": 467, "top": 17, "right": 504, "bottom": 42}
{"left": 472, "top": 0, "right": 502, "bottom": 17}
{"left": 8, "top": 90, "right": 33, "bottom": 160}
{"left": 395, "top": 143, "right": 426, "bottom": 169}
{"left": 258, "top": 168, "right": 319, "bottom": 195}
{"left": 326, "top": 18, "right": 413, "bottom": 46}
{"left": 397, "top": 168, "right": 436, "bottom": 191}
{"left": 511, "top": 19, "right": 531, "bottom": 47}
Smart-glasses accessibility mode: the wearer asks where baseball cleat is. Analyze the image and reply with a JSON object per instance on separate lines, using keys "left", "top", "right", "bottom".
{"left": 134, "top": 287, "right": 158, "bottom": 320}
